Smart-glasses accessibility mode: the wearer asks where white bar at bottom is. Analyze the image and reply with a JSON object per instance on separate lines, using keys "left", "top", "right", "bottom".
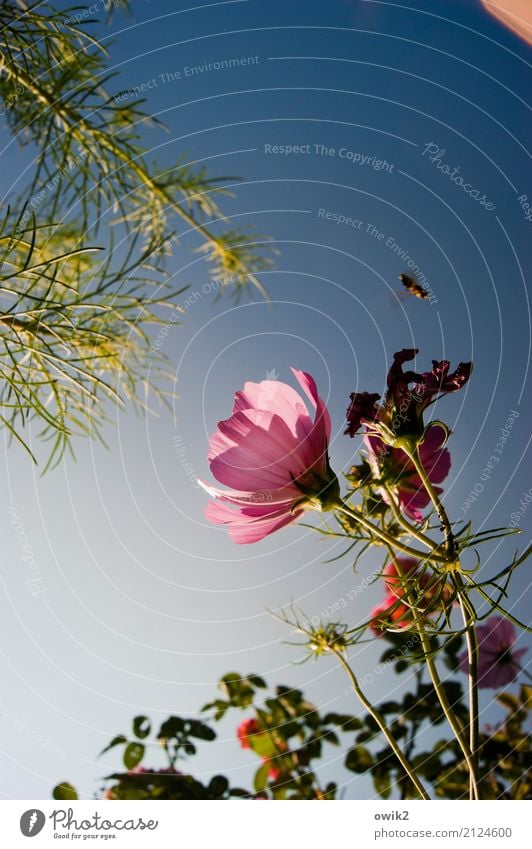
{"left": 1, "top": 799, "right": 529, "bottom": 848}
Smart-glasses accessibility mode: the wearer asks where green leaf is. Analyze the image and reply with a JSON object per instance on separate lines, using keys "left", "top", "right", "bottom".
{"left": 99, "top": 735, "right": 127, "bottom": 756}
{"left": 201, "top": 699, "right": 229, "bottom": 721}
{"left": 372, "top": 767, "right": 392, "bottom": 799}
{"left": 157, "top": 716, "right": 184, "bottom": 740}
{"left": 379, "top": 701, "right": 400, "bottom": 715}
{"left": 230, "top": 787, "right": 252, "bottom": 798}
{"left": 413, "top": 751, "right": 442, "bottom": 781}
{"left": 520, "top": 685, "right": 532, "bottom": 711}
{"left": 443, "top": 634, "right": 464, "bottom": 655}
{"left": 345, "top": 745, "right": 374, "bottom": 773}
{"left": 248, "top": 733, "right": 277, "bottom": 759}
{"left": 253, "top": 762, "right": 270, "bottom": 792}
{"left": 248, "top": 674, "right": 267, "bottom": 689}
{"left": 356, "top": 729, "right": 378, "bottom": 744}
{"left": 123, "top": 742, "right": 145, "bottom": 770}
{"left": 53, "top": 782, "right": 78, "bottom": 801}
{"left": 496, "top": 693, "right": 519, "bottom": 712}
{"left": 188, "top": 720, "right": 216, "bottom": 741}
{"left": 323, "top": 782, "right": 337, "bottom": 800}
{"left": 322, "top": 712, "right": 362, "bottom": 731}
{"left": 220, "top": 673, "right": 256, "bottom": 707}
{"left": 208, "top": 775, "right": 229, "bottom": 798}
{"left": 133, "top": 716, "right": 151, "bottom": 740}
{"left": 321, "top": 729, "right": 340, "bottom": 746}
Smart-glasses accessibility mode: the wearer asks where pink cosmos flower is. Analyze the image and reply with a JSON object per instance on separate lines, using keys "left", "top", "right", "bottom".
{"left": 459, "top": 616, "right": 528, "bottom": 689}
{"left": 199, "top": 369, "right": 339, "bottom": 544}
{"left": 365, "top": 422, "right": 451, "bottom": 522}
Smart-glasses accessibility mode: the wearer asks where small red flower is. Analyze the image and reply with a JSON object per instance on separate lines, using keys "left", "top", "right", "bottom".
{"left": 263, "top": 760, "right": 280, "bottom": 781}
{"left": 370, "top": 558, "right": 453, "bottom": 633}
{"left": 370, "top": 593, "right": 412, "bottom": 634}
{"left": 237, "top": 718, "right": 261, "bottom": 749}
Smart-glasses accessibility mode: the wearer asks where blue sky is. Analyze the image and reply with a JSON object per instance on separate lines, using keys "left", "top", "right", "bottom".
{"left": 0, "top": 0, "right": 530, "bottom": 799}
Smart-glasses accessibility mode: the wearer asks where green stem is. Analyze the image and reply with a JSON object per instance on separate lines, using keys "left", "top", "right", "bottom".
{"left": 381, "top": 482, "right": 443, "bottom": 553}
{"left": 331, "top": 647, "right": 430, "bottom": 800}
{"left": 334, "top": 502, "right": 450, "bottom": 565}
{"left": 453, "top": 574, "right": 481, "bottom": 799}
{"left": 398, "top": 446, "right": 480, "bottom": 799}
{"left": 404, "top": 445, "right": 456, "bottom": 560}
{"left": 463, "top": 576, "right": 532, "bottom": 632}
{"left": 418, "top": 622, "right": 479, "bottom": 799}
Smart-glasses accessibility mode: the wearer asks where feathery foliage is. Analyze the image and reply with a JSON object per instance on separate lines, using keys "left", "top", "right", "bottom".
{"left": 0, "top": 1, "right": 273, "bottom": 466}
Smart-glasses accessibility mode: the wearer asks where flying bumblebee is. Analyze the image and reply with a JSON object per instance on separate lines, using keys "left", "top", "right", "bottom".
{"left": 399, "top": 273, "right": 429, "bottom": 300}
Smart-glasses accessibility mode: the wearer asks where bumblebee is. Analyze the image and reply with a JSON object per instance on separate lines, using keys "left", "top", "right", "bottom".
{"left": 399, "top": 273, "right": 429, "bottom": 300}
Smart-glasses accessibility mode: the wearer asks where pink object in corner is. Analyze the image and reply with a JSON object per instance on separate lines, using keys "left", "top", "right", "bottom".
{"left": 480, "top": 0, "right": 532, "bottom": 45}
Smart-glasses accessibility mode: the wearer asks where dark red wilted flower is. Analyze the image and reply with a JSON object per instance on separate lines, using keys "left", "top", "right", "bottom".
{"left": 413, "top": 359, "right": 473, "bottom": 411}
{"left": 385, "top": 349, "right": 472, "bottom": 435}
{"left": 345, "top": 349, "right": 472, "bottom": 440}
{"left": 386, "top": 348, "right": 421, "bottom": 416}
{"left": 345, "top": 391, "right": 381, "bottom": 437}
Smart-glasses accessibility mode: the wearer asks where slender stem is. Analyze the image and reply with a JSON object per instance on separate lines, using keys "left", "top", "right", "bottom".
{"left": 404, "top": 445, "right": 456, "bottom": 559}
{"left": 453, "top": 574, "right": 481, "bottom": 799}
{"left": 331, "top": 647, "right": 430, "bottom": 800}
{"left": 381, "top": 482, "right": 443, "bottom": 553}
{"left": 405, "top": 676, "right": 422, "bottom": 762}
{"left": 402, "top": 668, "right": 423, "bottom": 800}
{"left": 397, "top": 448, "right": 481, "bottom": 798}
{"left": 335, "top": 502, "right": 450, "bottom": 565}
{"left": 417, "top": 623, "right": 479, "bottom": 799}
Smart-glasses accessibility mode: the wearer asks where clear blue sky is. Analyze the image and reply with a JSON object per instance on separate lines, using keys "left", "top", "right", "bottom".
{"left": 0, "top": 0, "right": 530, "bottom": 799}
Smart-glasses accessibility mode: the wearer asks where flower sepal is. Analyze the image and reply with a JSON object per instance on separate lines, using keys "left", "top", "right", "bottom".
{"left": 419, "top": 420, "right": 451, "bottom": 451}
{"left": 291, "top": 469, "right": 341, "bottom": 514}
